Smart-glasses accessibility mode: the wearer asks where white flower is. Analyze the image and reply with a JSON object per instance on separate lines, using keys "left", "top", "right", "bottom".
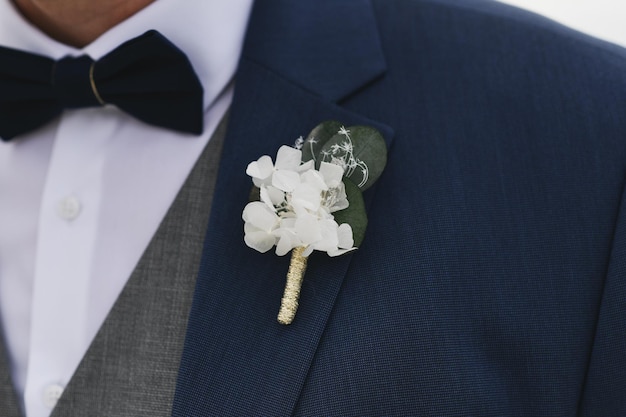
{"left": 245, "top": 155, "right": 274, "bottom": 187}
{"left": 246, "top": 145, "right": 304, "bottom": 188}
{"left": 242, "top": 202, "right": 280, "bottom": 253}
{"left": 243, "top": 145, "right": 356, "bottom": 257}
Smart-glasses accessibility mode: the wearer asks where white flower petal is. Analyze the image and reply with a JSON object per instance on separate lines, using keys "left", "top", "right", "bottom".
{"left": 312, "top": 219, "right": 339, "bottom": 252}
{"left": 337, "top": 223, "right": 355, "bottom": 248}
{"left": 273, "top": 229, "right": 300, "bottom": 256}
{"left": 295, "top": 213, "right": 323, "bottom": 245}
{"left": 327, "top": 247, "right": 357, "bottom": 257}
{"left": 330, "top": 198, "right": 349, "bottom": 212}
{"left": 272, "top": 170, "right": 301, "bottom": 192}
{"left": 279, "top": 217, "right": 297, "bottom": 229}
{"left": 291, "top": 183, "right": 322, "bottom": 212}
{"left": 244, "top": 231, "right": 277, "bottom": 253}
{"left": 275, "top": 146, "right": 302, "bottom": 170}
{"left": 246, "top": 155, "right": 274, "bottom": 181}
{"left": 260, "top": 185, "right": 286, "bottom": 208}
{"left": 320, "top": 162, "right": 345, "bottom": 188}
{"left": 268, "top": 186, "right": 286, "bottom": 206}
{"left": 300, "top": 170, "right": 328, "bottom": 191}
{"left": 244, "top": 222, "right": 257, "bottom": 235}
{"left": 259, "top": 186, "right": 273, "bottom": 208}
{"left": 242, "top": 202, "right": 279, "bottom": 232}
{"left": 275, "top": 240, "right": 292, "bottom": 256}
{"left": 290, "top": 200, "right": 308, "bottom": 217}
{"left": 297, "top": 160, "right": 315, "bottom": 172}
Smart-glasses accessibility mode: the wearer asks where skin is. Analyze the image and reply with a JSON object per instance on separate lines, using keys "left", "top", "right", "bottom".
{"left": 11, "top": 0, "right": 156, "bottom": 47}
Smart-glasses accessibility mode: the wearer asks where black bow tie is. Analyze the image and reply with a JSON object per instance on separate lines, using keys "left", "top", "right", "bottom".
{"left": 0, "top": 30, "right": 204, "bottom": 141}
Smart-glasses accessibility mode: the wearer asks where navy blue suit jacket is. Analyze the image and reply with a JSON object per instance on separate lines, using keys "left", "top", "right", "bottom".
{"left": 171, "top": 0, "right": 626, "bottom": 415}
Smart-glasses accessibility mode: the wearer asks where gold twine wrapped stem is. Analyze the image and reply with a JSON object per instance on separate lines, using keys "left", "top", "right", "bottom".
{"left": 277, "top": 246, "right": 308, "bottom": 325}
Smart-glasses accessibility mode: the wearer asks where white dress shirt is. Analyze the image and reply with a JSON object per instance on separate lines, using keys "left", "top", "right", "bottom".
{"left": 0, "top": 1, "right": 253, "bottom": 416}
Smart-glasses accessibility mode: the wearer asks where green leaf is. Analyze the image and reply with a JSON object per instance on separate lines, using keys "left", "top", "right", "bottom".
{"left": 333, "top": 178, "right": 367, "bottom": 247}
{"left": 301, "top": 120, "right": 343, "bottom": 165}
{"left": 318, "top": 125, "right": 387, "bottom": 191}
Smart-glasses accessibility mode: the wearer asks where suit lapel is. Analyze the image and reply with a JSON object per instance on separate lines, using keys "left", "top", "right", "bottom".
{"left": 172, "top": 1, "right": 393, "bottom": 415}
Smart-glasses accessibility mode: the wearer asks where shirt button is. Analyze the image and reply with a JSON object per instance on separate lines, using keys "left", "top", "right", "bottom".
{"left": 57, "top": 196, "right": 81, "bottom": 220}
{"left": 42, "top": 383, "right": 64, "bottom": 409}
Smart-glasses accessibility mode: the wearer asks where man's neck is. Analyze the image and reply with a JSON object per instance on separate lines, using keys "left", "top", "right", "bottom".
{"left": 12, "top": 0, "right": 156, "bottom": 47}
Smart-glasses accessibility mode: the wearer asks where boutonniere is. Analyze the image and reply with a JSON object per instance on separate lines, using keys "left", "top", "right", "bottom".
{"left": 242, "top": 121, "right": 387, "bottom": 324}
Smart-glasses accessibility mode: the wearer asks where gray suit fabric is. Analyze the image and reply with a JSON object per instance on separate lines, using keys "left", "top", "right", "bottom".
{"left": 0, "top": 333, "right": 21, "bottom": 416}
{"left": 0, "top": 114, "right": 228, "bottom": 417}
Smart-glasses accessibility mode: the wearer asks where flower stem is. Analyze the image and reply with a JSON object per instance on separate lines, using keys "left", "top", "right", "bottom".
{"left": 277, "top": 247, "right": 308, "bottom": 325}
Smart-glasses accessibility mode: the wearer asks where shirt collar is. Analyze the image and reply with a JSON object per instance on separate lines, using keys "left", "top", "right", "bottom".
{"left": 0, "top": 0, "right": 254, "bottom": 110}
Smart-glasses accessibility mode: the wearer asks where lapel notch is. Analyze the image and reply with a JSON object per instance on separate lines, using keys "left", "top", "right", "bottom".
{"left": 243, "top": 0, "right": 387, "bottom": 103}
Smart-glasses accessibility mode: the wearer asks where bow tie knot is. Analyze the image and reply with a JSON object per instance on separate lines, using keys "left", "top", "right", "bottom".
{"left": 0, "top": 30, "right": 204, "bottom": 141}
{"left": 53, "top": 55, "right": 103, "bottom": 109}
